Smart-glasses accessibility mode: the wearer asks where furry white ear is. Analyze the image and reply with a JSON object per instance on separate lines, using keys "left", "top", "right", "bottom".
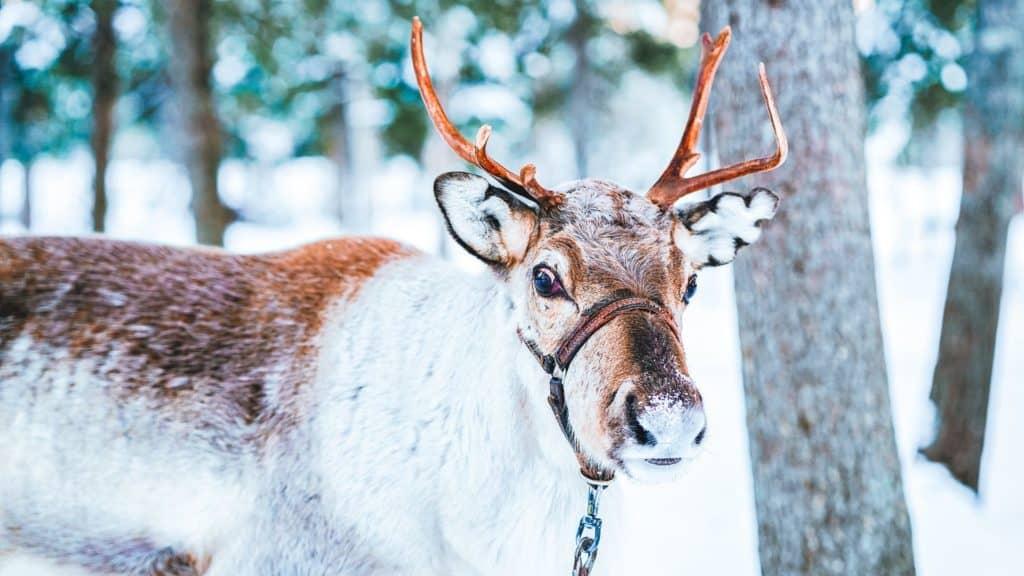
{"left": 434, "top": 172, "right": 539, "bottom": 266}
{"left": 673, "top": 188, "right": 780, "bottom": 267}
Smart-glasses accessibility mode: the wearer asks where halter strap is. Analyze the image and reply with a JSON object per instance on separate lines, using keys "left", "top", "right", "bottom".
{"left": 518, "top": 296, "right": 680, "bottom": 483}
{"left": 554, "top": 297, "right": 679, "bottom": 372}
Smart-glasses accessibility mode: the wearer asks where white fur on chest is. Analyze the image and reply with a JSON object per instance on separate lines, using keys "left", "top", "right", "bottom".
{"left": 308, "top": 259, "right": 623, "bottom": 575}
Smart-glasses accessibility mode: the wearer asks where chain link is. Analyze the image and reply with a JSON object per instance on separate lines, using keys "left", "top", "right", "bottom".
{"left": 571, "top": 482, "right": 607, "bottom": 576}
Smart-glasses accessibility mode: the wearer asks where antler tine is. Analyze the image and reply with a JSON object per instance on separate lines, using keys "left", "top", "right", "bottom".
{"left": 475, "top": 126, "right": 563, "bottom": 208}
{"left": 648, "top": 27, "right": 732, "bottom": 208}
{"left": 411, "top": 17, "right": 563, "bottom": 211}
{"left": 648, "top": 27, "right": 789, "bottom": 209}
{"left": 410, "top": 18, "right": 477, "bottom": 167}
{"left": 657, "top": 64, "right": 788, "bottom": 205}
{"left": 520, "top": 163, "right": 564, "bottom": 208}
{"left": 472, "top": 125, "right": 518, "bottom": 191}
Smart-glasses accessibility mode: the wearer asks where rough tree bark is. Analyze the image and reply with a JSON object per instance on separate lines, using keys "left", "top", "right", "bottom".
{"left": 701, "top": 2, "right": 915, "bottom": 575}
{"left": 90, "top": 0, "right": 117, "bottom": 234}
{"left": 920, "top": 0, "right": 1023, "bottom": 492}
{"left": 166, "top": 0, "right": 232, "bottom": 246}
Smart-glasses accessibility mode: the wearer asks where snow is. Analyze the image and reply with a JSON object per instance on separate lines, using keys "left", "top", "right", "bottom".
{"left": 0, "top": 129, "right": 1021, "bottom": 575}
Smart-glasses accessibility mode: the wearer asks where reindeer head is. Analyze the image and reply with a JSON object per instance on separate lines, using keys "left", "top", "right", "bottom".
{"left": 412, "top": 19, "right": 787, "bottom": 482}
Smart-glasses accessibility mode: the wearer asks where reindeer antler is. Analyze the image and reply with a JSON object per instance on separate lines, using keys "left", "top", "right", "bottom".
{"left": 647, "top": 26, "right": 788, "bottom": 209}
{"left": 411, "top": 17, "right": 564, "bottom": 211}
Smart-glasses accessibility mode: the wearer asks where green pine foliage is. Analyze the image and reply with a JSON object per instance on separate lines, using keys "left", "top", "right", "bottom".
{"left": 0, "top": 0, "right": 692, "bottom": 166}
{"left": 860, "top": 0, "right": 975, "bottom": 159}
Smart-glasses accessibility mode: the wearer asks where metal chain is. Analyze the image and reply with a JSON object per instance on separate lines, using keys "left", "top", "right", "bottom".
{"left": 571, "top": 482, "right": 607, "bottom": 576}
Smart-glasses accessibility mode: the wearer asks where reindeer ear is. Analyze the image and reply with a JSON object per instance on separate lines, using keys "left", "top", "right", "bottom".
{"left": 434, "top": 172, "right": 539, "bottom": 266}
{"left": 672, "top": 188, "right": 779, "bottom": 267}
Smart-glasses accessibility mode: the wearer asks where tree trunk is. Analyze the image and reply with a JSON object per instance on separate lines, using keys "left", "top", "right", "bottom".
{"left": 166, "top": 0, "right": 232, "bottom": 246}
{"left": 331, "top": 69, "right": 353, "bottom": 225}
{"left": 0, "top": 45, "right": 10, "bottom": 221}
{"left": 567, "top": 0, "right": 596, "bottom": 178}
{"left": 419, "top": 79, "right": 455, "bottom": 259}
{"left": 0, "top": 48, "right": 6, "bottom": 222}
{"left": 19, "top": 160, "right": 31, "bottom": 230}
{"left": 701, "top": 2, "right": 915, "bottom": 575}
{"left": 920, "top": 0, "right": 1023, "bottom": 492}
{"left": 329, "top": 67, "right": 370, "bottom": 232}
{"left": 90, "top": 0, "right": 117, "bottom": 234}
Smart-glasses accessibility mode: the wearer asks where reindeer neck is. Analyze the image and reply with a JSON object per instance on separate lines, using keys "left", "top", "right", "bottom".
{"left": 313, "top": 256, "right": 580, "bottom": 496}
{"left": 349, "top": 259, "right": 590, "bottom": 567}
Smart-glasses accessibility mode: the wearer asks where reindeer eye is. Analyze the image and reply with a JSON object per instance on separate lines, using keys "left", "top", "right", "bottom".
{"left": 533, "top": 266, "right": 564, "bottom": 298}
{"left": 683, "top": 274, "right": 698, "bottom": 304}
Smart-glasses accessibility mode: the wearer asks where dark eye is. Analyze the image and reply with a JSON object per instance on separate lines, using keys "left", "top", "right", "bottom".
{"left": 533, "top": 266, "right": 564, "bottom": 298}
{"left": 683, "top": 274, "right": 698, "bottom": 304}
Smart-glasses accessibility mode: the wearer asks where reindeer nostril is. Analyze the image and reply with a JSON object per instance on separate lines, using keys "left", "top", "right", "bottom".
{"left": 625, "top": 393, "right": 655, "bottom": 446}
{"left": 694, "top": 425, "right": 707, "bottom": 446}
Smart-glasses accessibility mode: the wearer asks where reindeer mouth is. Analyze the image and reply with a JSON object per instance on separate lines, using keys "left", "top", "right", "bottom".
{"left": 619, "top": 455, "right": 691, "bottom": 483}
{"left": 644, "top": 457, "right": 683, "bottom": 466}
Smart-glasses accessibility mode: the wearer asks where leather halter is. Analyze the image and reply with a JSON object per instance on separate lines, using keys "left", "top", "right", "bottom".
{"left": 519, "top": 296, "right": 680, "bottom": 483}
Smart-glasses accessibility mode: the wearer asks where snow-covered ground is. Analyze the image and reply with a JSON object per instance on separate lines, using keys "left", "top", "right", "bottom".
{"left": 0, "top": 127, "right": 1020, "bottom": 574}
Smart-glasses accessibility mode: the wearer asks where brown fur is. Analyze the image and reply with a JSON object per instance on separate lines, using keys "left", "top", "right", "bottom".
{"left": 0, "top": 236, "right": 417, "bottom": 449}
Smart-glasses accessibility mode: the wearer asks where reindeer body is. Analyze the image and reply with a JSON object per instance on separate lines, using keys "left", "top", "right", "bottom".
{"left": 0, "top": 18, "right": 790, "bottom": 576}
{"left": 0, "top": 236, "right": 616, "bottom": 575}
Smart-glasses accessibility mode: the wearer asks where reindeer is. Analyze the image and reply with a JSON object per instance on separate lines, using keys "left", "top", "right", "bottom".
{"left": 0, "top": 19, "right": 786, "bottom": 576}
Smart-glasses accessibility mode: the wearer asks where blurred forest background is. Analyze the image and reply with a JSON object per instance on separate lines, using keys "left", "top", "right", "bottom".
{"left": 0, "top": 0, "right": 1021, "bottom": 575}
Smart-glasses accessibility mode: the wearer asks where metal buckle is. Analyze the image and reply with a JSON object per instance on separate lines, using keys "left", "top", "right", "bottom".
{"left": 571, "top": 482, "right": 607, "bottom": 576}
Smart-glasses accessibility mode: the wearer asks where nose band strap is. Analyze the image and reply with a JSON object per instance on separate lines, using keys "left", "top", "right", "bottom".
{"left": 518, "top": 296, "right": 681, "bottom": 483}
{"left": 551, "top": 297, "right": 679, "bottom": 374}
